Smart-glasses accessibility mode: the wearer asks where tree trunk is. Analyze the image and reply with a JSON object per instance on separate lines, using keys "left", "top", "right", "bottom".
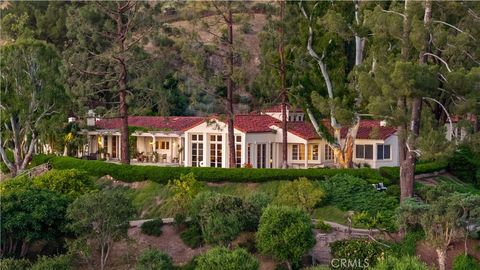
{"left": 400, "top": 0, "right": 431, "bottom": 202}
{"left": 436, "top": 248, "right": 447, "bottom": 270}
{"left": 279, "top": 0, "right": 288, "bottom": 169}
{"left": 116, "top": 2, "right": 130, "bottom": 164}
{"left": 226, "top": 6, "right": 236, "bottom": 168}
{"left": 399, "top": 0, "right": 412, "bottom": 201}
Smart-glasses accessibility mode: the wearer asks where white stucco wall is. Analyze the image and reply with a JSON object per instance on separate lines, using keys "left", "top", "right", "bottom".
{"left": 352, "top": 135, "right": 399, "bottom": 168}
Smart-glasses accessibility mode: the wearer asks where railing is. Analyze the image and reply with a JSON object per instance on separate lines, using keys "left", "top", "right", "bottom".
{"left": 17, "top": 162, "right": 52, "bottom": 178}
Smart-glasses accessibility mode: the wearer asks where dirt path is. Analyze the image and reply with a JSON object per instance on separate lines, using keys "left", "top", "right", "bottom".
{"left": 108, "top": 224, "right": 208, "bottom": 269}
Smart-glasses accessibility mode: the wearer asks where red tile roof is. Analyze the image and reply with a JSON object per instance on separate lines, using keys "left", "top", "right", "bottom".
{"left": 94, "top": 115, "right": 396, "bottom": 140}
{"left": 450, "top": 115, "right": 477, "bottom": 123}
{"left": 233, "top": 115, "right": 279, "bottom": 133}
{"left": 273, "top": 119, "right": 396, "bottom": 140}
{"left": 95, "top": 116, "right": 204, "bottom": 131}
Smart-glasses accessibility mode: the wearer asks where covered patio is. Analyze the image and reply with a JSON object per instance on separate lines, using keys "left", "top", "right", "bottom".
{"left": 132, "top": 131, "right": 184, "bottom": 165}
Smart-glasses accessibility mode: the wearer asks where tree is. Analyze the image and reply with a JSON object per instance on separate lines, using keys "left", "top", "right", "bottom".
{"left": 196, "top": 247, "right": 259, "bottom": 270}
{"left": 33, "top": 169, "right": 96, "bottom": 200}
{"left": 358, "top": 1, "right": 480, "bottom": 201}
{"left": 167, "top": 173, "right": 203, "bottom": 215}
{"left": 0, "top": 39, "right": 68, "bottom": 176}
{"left": 398, "top": 193, "right": 480, "bottom": 270}
{"left": 180, "top": 2, "right": 250, "bottom": 167}
{"left": 295, "top": 1, "right": 366, "bottom": 168}
{"left": 0, "top": 180, "right": 69, "bottom": 257}
{"left": 198, "top": 194, "right": 259, "bottom": 245}
{"left": 136, "top": 248, "right": 174, "bottom": 270}
{"left": 65, "top": 1, "right": 157, "bottom": 164}
{"left": 273, "top": 177, "right": 324, "bottom": 213}
{"left": 256, "top": 205, "right": 315, "bottom": 270}
{"left": 0, "top": 2, "right": 72, "bottom": 49}
{"left": 67, "top": 188, "right": 135, "bottom": 270}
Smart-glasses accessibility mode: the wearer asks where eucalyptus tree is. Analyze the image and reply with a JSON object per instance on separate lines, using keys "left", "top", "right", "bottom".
{"left": 65, "top": 1, "right": 160, "bottom": 164}
{"left": 293, "top": 0, "right": 367, "bottom": 168}
{"left": 0, "top": 39, "right": 68, "bottom": 176}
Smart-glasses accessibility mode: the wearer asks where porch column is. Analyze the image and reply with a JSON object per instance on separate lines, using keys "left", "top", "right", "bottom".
{"left": 203, "top": 132, "right": 208, "bottom": 167}
{"left": 253, "top": 142, "right": 257, "bottom": 168}
{"left": 118, "top": 135, "right": 121, "bottom": 160}
{"left": 304, "top": 142, "right": 308, "bottom": 168}
{"left": 241, "top": 136, "right": 246, "bottom": 167}
{"left": 222, "top": 133, "right": 228, "bottom": 168}
{"left": 169, "top": 137, "right": 173, "bottom": 162}
{"left": 152, "top": 136, "right": 157, "bottom": 163}
{"left": 184, "top": 135, "right": 190, "bottom": 166}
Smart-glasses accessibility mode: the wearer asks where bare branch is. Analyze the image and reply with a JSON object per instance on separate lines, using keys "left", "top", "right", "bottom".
{"left": 424, "top": 53, "right": 452, "bottom": 72}
{"left": 379, "top": 6, "right": 406, "bottom": 19}
{"left": 433, "top": 20, "right": 476, "bottom": 41}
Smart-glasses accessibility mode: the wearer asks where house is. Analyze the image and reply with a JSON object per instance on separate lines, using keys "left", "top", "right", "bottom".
{"left": 82, "top": 106, "right": 399, "bottom": 169}
{"left": 445, "top": 114, "right": 478, "bottom": 141}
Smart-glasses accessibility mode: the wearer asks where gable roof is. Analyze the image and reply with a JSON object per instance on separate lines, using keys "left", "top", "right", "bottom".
{"left": 95, "top": 116, "right": 204, "bottom": 132}
{"left": 273, "top": 119, "right": 397, "bottom": 140}
{"left": 93, "top": 115, "right": 396, "bottom": 140}
{"left": 233, "top": 115, "right": 279, "bottom": 133}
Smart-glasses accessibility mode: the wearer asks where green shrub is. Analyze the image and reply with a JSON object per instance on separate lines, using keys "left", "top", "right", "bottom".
{"left": 379, "top": 160, "right": 448, "bottom": 182}
{"left": 0, "top": 258, "right": 31, "bottom": 270}
{"left": 196, "top": 247, "right": 259, "bottom": 270}
{"left": 453, "top": 254, "right": 480, "bottom": 270}
{"left": 372, "top": 256, "right": 428, "bottom": 270}
{"left": 180, "top": 223, "right": 203, "bottom": 248}
{"left": 33, "top": 169, "right": 95, "bottom": 199}
{"left": 330, "top": 239, "right": 385, "bottom": 269}
{"left": 199, "top": 195, "right": 258, "bottom": 245}
{"left": 256, "top": 206, "right": 315, "bottom": 268}
{"left": 136, "top": 248, "right": 174, "bottom": 270}
{"left": 48, "top": 156, "right": 386, "bottom": 184}
{"left": 30, "top": 255, "right": 72, "bottom": 270}
{"left": 246, "top": 192, "right": 272, "bottom": 213}
{"left": 389, "top": 229, "right": 424, "bottom": 256}
{"left": 189, "top": 191, "right": 218, "bottom": 223}
{"left": 315, "top": 220, "right": 332, "bottom": 233}
{"left": 140, "top": 219, "right": 163, "bottom": 236}
{"left": 449, "top": 146, "right": 480, "bottom": 186}
{"left": 318, "top": 174, "right": 398, "bottom": 215}
{"left": 174, "top": 212, "right": 187, "bottom": 227}
{"left": 273, "top": 177, "right": 325, "bottom": 213}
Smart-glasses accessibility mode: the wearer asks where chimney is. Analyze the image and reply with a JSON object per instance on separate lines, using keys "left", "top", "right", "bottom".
{"left": 380, "top": 120, "right": 387, "bottom": 127}
{"left": 87, "top": 110, "right": 96, "bottom": 127}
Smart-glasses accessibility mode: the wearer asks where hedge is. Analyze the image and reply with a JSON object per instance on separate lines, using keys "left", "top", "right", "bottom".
{"left": 47, "top": 156, "right": 386, "bottom": 184}
{"left": 379, "top": 160, "right": 448, "bottom": 182}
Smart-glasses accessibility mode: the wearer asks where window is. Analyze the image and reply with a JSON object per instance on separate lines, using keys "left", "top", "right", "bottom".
{"left": 308, "top": 145, "right": 319, "bottom": 160}
{"left": 158, "top": 141, "right": 169, "bottom": 150}
{"left": 235, "top": 136, "right": 242, "bottom": 167}
{"left": 292, "top": 144, "right": 305, "bottom": 160}
{"left": 191, "top": 134, "right": 204, "bottom": 167}
{"left": 377, "top": 144, "right": 391, "bottom": 160}
{"left": 356, "top": 144, "right": 373, "bottom": 160}
{"left": 210, "top": 143, "right": 222, "bottom": 167}
{"left": 210, "top": 135, "right": 222, "bottom": 142}
{"left": 324, "top": 145, "right": 334, "bottom": 160}
{"left": 236, "top": 145, "right": 242, "bottom": 167}
{"left": 257, "top": 144, "right": 267, "bottom": 168}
